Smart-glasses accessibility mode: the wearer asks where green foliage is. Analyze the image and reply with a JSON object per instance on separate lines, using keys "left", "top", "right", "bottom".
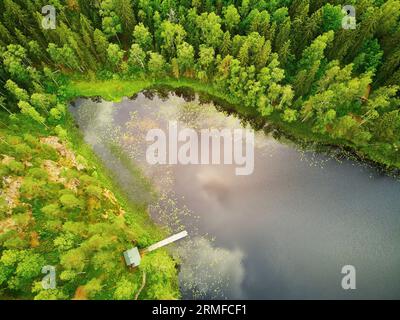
{"left": 147, "top": 52, "right": 167, "bottom": 76}
{"left": 223, "top": 5, "right": 241, "bottom": 33}
{"left": 322, "top": 4, "right": 344, "bottom": 32}
{"left": 47, "top": 44, "right": 81, "bottom": 72}
{"left": 128, "top": 44, "right": 146, "bottom": 71}
{"left": 17, "top": 101, "right": 46, "bottom": 127}
{"left": 107, "top": 43, "right": 125, "bottom": 71}
{"left": 353, "top": 39, "right": 383, "bottom": 74}
{"left": 176, "top": 42, "right": 194, "bottom": 75}
{"left": 159, "top": 20, "right": 186, "bottom": 59}
{"left": 100, "top": 0, "right": 122, "bottom": 38}
{"left": 5, "top": 80, "right": 29, "bottom": 101}
{"left": 133, "top": 23, "right": 153, "bottom": 52}
{"left": 2, "top": 44, "right": 29, "bottom": 82}
{"left": 113, "top": 277, "right": 138, "bottom": 300}
{"left": 196, "top": 12, "right": 224, "bottom": 48}
{"left": 59, "top": 194, "right": 84, "bottom": 210}
{"left": 282, "top": 108, "right": 298, "bottom": 123}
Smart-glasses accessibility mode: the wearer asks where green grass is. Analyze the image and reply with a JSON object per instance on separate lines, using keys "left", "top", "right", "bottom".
{"left": 64, "top": 76, "right": 257, "bottom": 117}
{"left": 63, "top": 78, "right": 152, "bottom": 102}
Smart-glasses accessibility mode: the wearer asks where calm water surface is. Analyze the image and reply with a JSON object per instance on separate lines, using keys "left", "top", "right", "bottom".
{"left": 70, "top": 91, "right": 400, "bottom": 299}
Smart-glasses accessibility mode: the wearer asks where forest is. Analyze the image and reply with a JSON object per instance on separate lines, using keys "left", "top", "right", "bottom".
{"left": 0, "top": 0, "right": 399, "bottom": 300}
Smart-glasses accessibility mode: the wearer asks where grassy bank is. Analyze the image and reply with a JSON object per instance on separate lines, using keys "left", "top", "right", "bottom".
{"left": 63, "top": 78, "right": 152, "bottom": 102}
{"left": 63, "top": 77, "right": 254, "bottom": 116}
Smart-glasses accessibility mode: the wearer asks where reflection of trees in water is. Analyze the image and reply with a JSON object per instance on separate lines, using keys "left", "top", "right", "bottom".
{"left": 177, "top": 101, "right": 246, "bottom": 133}
{"left": 127, "top": 92, "right": 139, "bottom": 100}
{"left": 174, "top": 87, "right": 196, "bottom": 102}
{"left": 141, "top": 89, "right": 156, "bottom": 100}
{"left": 122, "top": 111, "right": 160, "bottom": 162}
{"left": 177, "top": 102, "right": 205, "bottom": 129}
{"left": 72, "top": 99, "right": 117, "bottom": 146}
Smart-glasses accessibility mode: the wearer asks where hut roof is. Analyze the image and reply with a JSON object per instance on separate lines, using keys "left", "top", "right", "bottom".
{"left": 123, "top": 247, "right": 141, "bottom": 267}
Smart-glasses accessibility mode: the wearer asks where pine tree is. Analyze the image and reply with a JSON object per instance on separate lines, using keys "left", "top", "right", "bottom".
{"left": 18, "top": 101, "right": 47, "bottom": 128}
{"left": 114, "top": 0, "right": 137, "bottom": 41}
{"left": 0, "top": 21, "right": 14, "bottom": 45}
{"left": 93, "top": 29, "right": 110, "bottom": 63}
{"left": 220, "top": 31, "right": 232, "bottom": 57}
{"left": 294, "top": 31, "right": 334, "bottom": 97}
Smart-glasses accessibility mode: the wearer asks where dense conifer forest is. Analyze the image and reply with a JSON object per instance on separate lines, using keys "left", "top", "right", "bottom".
{"left": 0, "top": 0, "right": 399, "bottom": 300}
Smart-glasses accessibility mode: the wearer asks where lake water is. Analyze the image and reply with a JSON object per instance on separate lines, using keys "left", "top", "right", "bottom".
{"left": 70, "top": 90, "right": 400, "bottom": 299}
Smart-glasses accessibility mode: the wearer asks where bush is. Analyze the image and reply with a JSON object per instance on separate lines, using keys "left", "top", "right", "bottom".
{"left": 6, "top": 160, "right": 24, "bottom": 175}
{"left": 282, "top": 109, "right": 298, "bottom": 123}
{"left": 27, "top": 167, "right": 48, "bottom": 180}
{"left": 59, "top": 194, "right": 84, "bottom": 210}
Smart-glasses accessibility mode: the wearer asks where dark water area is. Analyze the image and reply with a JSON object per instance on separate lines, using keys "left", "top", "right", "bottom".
{"left": 70, "top": 90, "right": 400, "bottom": 299}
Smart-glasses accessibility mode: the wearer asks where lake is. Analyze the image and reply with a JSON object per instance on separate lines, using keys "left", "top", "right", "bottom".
{"left": 70, "top": 89, "right": 400, "bottom": 299}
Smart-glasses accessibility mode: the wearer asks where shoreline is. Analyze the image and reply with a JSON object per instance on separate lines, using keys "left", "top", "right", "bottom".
{"left": 64, "top": 78, "right": 400, "bottom": 180}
